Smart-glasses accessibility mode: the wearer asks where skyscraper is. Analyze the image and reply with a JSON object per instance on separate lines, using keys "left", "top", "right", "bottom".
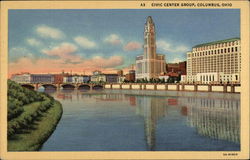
{"left": 136, "top": 16, "right": 166, "bottom": 80}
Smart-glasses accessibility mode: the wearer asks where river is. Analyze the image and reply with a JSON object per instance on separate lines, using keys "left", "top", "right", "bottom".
{"left": 40, "top": 89, "right": 240, "bottom": 151}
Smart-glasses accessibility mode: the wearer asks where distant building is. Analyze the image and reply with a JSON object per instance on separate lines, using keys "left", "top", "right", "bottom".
{"left": 105, "top": 74, "right": 118, "bottom": 83}
{"left": 159, "top": 72, "right": 179, "bottom": 82}
{"left": 186, "top": 38, "right": 241, "bottom": 84}
{"left": 167, "top": 61, "right": 186, "bottom": 75}
{"left": 82, "top": 75, "right": 90, "bottom": 83}
{"left": 93, "top": 70, "right": 102, "bottom": 75}
{"left": 125, "top": 70, "right": 136, "bottom": 82}
{"left": 63, "top": 75, "right": 73, "bottom": 83}
{"left": 54, "top": 74, "right": 64, "bottom": 84}
{"left": 135, "top": 16, "right": 166, "bottom": 80}
{"left": 31, "top": 74, "right": 54, "bottom": 83}
{"left": 91, "top": 72, "right": 118, "bottom": 83}
{"left": 118, "top": 76, "right": 126, "bottom": 83}
{"left": 117, "top": 70, "right": 123, "bottom": 76}
{"left": 11, "top": 73, "right": 31, "bottom": 83}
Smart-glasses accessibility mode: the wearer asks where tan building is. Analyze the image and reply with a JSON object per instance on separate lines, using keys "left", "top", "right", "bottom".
{"left": 136, "top": 16, "right": 166, "bottom": 80}
{"left": 186, "top": 38, "right": 241, "bottom": 84}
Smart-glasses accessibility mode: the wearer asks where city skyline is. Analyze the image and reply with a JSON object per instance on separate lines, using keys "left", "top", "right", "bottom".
{"left": 8, "top": 9, "right": 240, "bottom": 77}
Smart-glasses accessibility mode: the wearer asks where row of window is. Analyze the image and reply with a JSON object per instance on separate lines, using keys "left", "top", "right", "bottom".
{"left": 191, "top": 47, "right": 239, "bottom": 57}
{"left": 194, "top": 40, "right": 239, "bottom": 51}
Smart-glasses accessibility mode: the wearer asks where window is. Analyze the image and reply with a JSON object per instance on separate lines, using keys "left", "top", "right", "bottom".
{"left": 221, "top": 49, "right": 223, "bottom": 53}
{"left": 232, "top": 47, "right": 234, "bottom": 52}
{"left": 235, "top": 47, "right": 238, "bottom": 52}
{"left": 224, "top": 48, "right": 227, "bottom": 53}
{"left": 228, "top": 48, "right": 230, "bottom": 53}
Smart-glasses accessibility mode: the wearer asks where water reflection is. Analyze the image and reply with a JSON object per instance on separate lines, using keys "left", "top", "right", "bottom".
{"left": 179, "top": 97, "right": 240, "bottom": 144}
{"left": 136, "top": 97, "right": 166, "bottom": 150}
{"left": 43, "top": 90, "right": 240, "bottom": 151}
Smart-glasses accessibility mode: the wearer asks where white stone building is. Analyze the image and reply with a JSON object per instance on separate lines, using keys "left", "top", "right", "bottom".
{"left": 186, "top": 38, "right": 241, "bottom": 84}
{"left": 11, "top": 73, "right": 31, "bottom": 83}
{"left": 135, "top": 16, "right": 166, "bottom": 80}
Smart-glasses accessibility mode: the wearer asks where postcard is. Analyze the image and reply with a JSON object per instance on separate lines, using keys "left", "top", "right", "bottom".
{"left": 0, "top": 0, "right": 249, "bottom": 159}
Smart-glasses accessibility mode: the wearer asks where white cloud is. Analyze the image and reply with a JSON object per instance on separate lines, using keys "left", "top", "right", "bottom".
{"left": 171, "top": 58, "right": 185, "bottom": 63}
{"left": 36, "top": 25, "right": 65, "bottom": 39}
{"left": 42, "top": 42, "right": 80, "bottom": 63}
{"left": 104, "top": 34, "right": 123, "bottom": 45}
{"left": 26, "top": 38, "right": 42, "bottom": 47}
{"left": 123, "top": 41, "right": 142, "bottom": 51}
{"left": 157, "top": 40, "right": 189, "bottom": 53}
{"left": 74, "top": 36, "right": 96, "bottom": 49}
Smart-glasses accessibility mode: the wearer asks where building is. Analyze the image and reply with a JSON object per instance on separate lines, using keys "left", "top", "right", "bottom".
{"left": 186, "top": 38, "right": 241, "bottom": 84}
{"left": 54, "top": 74, "right": 64, "bottom": 84}
{"left": 125, "top": 70, "right": 136, "bottom": 82}
{"left": 82, "top": 75, "right": 90, "bottom": 83}
{"left": 117, "top": 70, "right": 123, "bottom": 76}
{"left": 159, "top": 72, "right": 179, "bottom": 82}
{"left": 91, "top": 71, "right": 118, "bottom": 83}
{"left": 31, "top": 74, "right": 54, "bottom": 83}
{"left": 118, "top": 76, "right": 126, "bottom": 83}
{"left": 11, "top": 73, "right": 31, "bottom": 83}
{"left": 105, "top": 74, "right": 118, "bottom": 83}
{"left": 136, "top": 16, "right": 166, "bottom": 80}
{"left": 167, "top": 61, "right": 186, "bottom": 75}
{"left": 63, "top": 75, "right": 73, "bottom": 83}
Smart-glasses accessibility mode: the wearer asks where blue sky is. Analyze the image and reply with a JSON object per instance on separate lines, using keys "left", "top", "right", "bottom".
{"left": 8, "top": 9, "right": 240, "bottom": 75}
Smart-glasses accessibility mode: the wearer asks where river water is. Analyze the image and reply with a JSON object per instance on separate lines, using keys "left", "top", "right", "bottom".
{"left": 40, "top": 89, "right": 240, "bottom": 151}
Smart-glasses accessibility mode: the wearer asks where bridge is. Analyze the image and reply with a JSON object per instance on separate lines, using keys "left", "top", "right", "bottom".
{"left": 21, "top": 83, "right": 104, "bottom": 90}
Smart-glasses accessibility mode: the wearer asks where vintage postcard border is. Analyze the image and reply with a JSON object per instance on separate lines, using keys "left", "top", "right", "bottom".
{"left": 0, "top": 0, "right": 249, "bottom": 159}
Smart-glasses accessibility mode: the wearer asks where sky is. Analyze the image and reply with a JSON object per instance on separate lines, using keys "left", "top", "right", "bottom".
{"left": 8, "top": 9, "right": 240, "bottom": 76}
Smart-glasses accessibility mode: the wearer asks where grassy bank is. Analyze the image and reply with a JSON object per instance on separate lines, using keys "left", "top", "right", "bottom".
{"left": 8, "top": 99, "right": 63, "bottom": 151}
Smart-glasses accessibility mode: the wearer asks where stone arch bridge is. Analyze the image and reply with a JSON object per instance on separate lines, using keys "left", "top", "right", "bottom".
{"left": 21, "top": 83, "right": 104, "bottom": 90}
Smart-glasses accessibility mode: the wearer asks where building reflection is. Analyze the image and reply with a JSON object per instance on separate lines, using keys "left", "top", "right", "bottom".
{"left": 178, "top": 96, "right": 240, "bottom": 144}
{"left": 136, "top": 96, "right": 167, "bottom": 150}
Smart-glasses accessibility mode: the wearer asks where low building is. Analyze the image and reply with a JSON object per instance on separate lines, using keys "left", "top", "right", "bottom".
{"left": 180, "top": 75, "right": 187, "bottom": 83}
{"left": 159, "top": 75, "right": 169, "bottom": 82}
{"left": 54, "top": 74, "right": 64, "bottom": 84}
{"left": 105, "top": 74, "right": 118, "bottom": 83}
{"left": 63, "top": 76, "right": 73, "bottom": 83}
{"left": 125, "top": 70, "right": 135, "bottom": 82}
{"left": 91, "top": 73, "right": 118, "bottom": 83}
{"left": 117, "top": 70, "right": 123, "bottom": 76}
{"left": 11, "top": 73, "right": 31, "bottom": 84}
{"left": 31, "top": 74, "right": 54, "bottom": 83}
{"left": 118, "top": 76, "right": 126, "bottom": 83}
{"left": 166, "top": 61, "right": 186, "bottom": 75}
{"left": 82, "top": 75, "right": 90, "bottom": 83}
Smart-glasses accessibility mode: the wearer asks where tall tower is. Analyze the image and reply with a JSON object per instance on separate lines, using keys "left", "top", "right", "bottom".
{"left": 135, "top": 16, "right": 166, "bottom": 80}
{"left": 144, "top": 16, "right": 156, "bottom": 59}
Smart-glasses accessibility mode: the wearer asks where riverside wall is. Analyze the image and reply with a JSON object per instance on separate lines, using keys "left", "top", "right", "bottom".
{"left": 104, "top": 83, "right": 241, "bottom": 93}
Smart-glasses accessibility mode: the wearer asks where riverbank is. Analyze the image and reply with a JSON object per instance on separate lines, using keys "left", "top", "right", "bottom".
{"left": 8, "top": 99, "right": 62, "bottom": 151}
{"left": 105, "top": 83, "right": 241, "bottom": 93}
{"left": 7, "top": 80, "right": 63, "bottom": 151}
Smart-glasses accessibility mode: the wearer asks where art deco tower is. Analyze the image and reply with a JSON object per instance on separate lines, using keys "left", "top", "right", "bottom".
{"left": 136, "top": 16, "right": 166, "bottom": 80}
{"left": 144, "top": 16, "right": 156, "bottom": 59}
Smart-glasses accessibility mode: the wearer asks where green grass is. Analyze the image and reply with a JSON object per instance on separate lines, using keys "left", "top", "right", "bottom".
{"left": 8, "top": 100, "right": 63, "bottom": 151}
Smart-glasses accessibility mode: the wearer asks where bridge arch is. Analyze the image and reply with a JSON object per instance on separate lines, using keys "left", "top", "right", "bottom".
{"left": 78, "top": 84, "right": 91, "bottom": 90}
{"left": 61, "top": 84, "right": 75, "bottom": 90}
{"left": 21, "top": 84, "right": 35, "bottom": 90}
{"left": 92, "top": 84, "right": 103, "bottom": 90}
{"left": 40, "top": 84, "right": 57, "bottom": 90}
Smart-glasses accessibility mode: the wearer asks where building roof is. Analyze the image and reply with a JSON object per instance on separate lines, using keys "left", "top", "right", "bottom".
{"left": 193, "top": 37, "right": 240, "bottom": 48}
